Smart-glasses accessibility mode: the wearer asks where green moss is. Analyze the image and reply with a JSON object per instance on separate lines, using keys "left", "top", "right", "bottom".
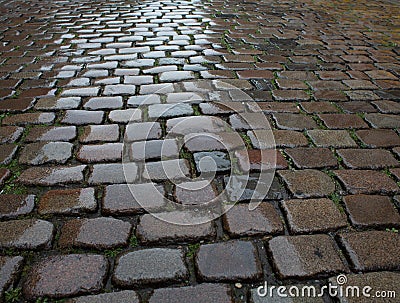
{"left": 187, "top": 243, "right": 200, "bottom": 258}
{"left": 5, "top": 288, "right": 22, "bottom": 303}
{"left": 129, "top": 235, "right": 138, "bottom": 248}
{"left": 104, "top": 248, "right": 123, "bottom": 258}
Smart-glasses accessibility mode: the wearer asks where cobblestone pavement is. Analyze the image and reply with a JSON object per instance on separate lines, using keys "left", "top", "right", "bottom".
{"left": 1, "top": 0, "right": 400, "bottom": 302}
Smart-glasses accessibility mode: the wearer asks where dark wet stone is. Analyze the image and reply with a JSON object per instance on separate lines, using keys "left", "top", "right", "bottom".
{"left": 23, "top": 254, "right": 108, "bottom": 300}
{"left": 0, "top": 168, "right": 10, "bottom": 185}
{"left": 113, "top": 249, "right": 188, "bottom": 287}
{"left": 61, "top": 87, "right": 100, "bottom": 97}
{"left": 18, "top": 166, "right": 86, "bottom": 186}
{"left": 143, "top": 159, "right": 191, "bottom": 181}
{"left": 184, "top": 132, "right": 244, "bottom": 152}
{"left": 337, "top": 148, "right": 399, "bottom": 169}
{"left": 131, "top": 139, "right": 179, "bottom": 161}
{"left": 285, "top": 147, "right": 337, "bottom": 169}
{"left": 307, "top": 130, "right": 358, "bottom": 148}
{"left": 128, "top": 94, "right": 161, "bottom": 107}
{"left": 166, "top": 116, "right": 226, "bottom": 135}
{"left": 175, "top": 180, "right": 219, "bottom": 206}
{"left": 225, "top": 175, "right": 288, "bottom": 202}
{"left": 125, "top": 122, "right": 162, "bottom": 141}
{"left": 67, "top": 290, "right": 139, "bottom": 303}
{"left": 223, "top": 203, "right": 283, "bottom": 237}
{"left": 269, "top": 235, "right": 347, "bottom": 279}
{"left": 343, "top": 195, "right": 400, "bottom": 228}
{"left": 2, "top": 113, "right": 55, "bottom": 126}
{"left": 195, "top": 240, "right": 262, "bottom": 282}
{"left": 62, "top": 110, "right": 104, "bottom": 125}
{"left": 279, "top": 170, "right": 336, "bottom": 198}
{"left": 148, "top": 103, "right": 193, "bottom": 119}
{"left": 80, "top": 124, "right": 120, "bottom": 143}
{"left": 0, "top": 144, "right": 18, "bottom": 165}
{"left": 0, "top": 126, "right": 24, "bottom": 143}
{"left": 159, "top": 71, "right": 195, "bottom": 82}
{"left": 339, "top": 231, "right": 400, "bottom": 271}
{"left": 84, "top": 96, "right": 123, "bottom": 110}
{"left": 38, "top": 188, "right": 97, "bottom": 215}
{"left": 0, "top": 194, "right": 35, "bottom": 219}
{"left": 102, "top": 182, "right": 166, "bottom": 215}
{"left": 235, "top": 149, "right": 288, "bottom": 171}
{"left": 104, "top": 84, "right": 135, "bottom": 96}
{"left": 25, "top": 126, "right": 76, "bottom": 142}
{"left": 109, "top": 109, "right": 142, "bottom": 123}
{"left": 193, "top": 151, "right": 231, "bottom": 174}
{"left": 35, "top": 97, "right": 81, "bottom": 110}
{"left": 356, "top": 129, "right": 400, "bottom": 147}
{"left": 77, "top": 143, "right": 123, "bottom": 163}
{"left": 137, "top": 212, "right": 215, "bottom": 244}
{"left": 59, "top": 217, "right": 131, "bottom": 249}
{"left": 282, "top": 198, "right": 347, "bottom": 234}
{"left": 149, "top": 284, "right": 232, "bottom": 303}
{"left": 0, "top": 219, "right": 54, "bottom": 249}
{"left": 0, "top": 256, "right": 24, "bottom": 297}
{"left": 89, "top": 163, "right": 138, "bottom": 184}
{"left": 334, "top": 170, "right": 399, "bottom": 194}
{"left": 19, "top": 142, "right": 73, "bottom": 165}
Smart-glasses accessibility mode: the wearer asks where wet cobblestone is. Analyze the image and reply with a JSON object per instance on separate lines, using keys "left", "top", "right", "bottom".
{"left": 0, "top": 0, "right": 399, "bottom": 300}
